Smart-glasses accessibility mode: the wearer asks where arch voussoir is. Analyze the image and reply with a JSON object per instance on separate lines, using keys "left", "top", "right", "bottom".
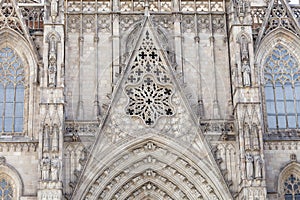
{"left": 84, "top": 140, "right": 223, "bottom": 200}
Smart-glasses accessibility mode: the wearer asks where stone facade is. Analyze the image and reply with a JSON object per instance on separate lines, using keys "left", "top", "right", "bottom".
{"left": 0, "top": 0, "right": 300, "bottom": 199}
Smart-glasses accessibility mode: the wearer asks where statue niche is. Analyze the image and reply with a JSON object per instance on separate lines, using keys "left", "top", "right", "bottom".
{"left": 48, "top": 36, "right": 58, "bottom": 87}
{"left": 240, "top": 35, "right": 251, "bottom": 87}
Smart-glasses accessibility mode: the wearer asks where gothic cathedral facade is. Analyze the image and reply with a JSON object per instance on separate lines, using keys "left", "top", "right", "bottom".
{"left": 0, "top": 0, "right": 300, "bottom": 199}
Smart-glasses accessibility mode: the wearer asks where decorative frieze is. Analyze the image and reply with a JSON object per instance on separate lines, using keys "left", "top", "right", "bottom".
{"left": 0, "top": 142, "right": 38, "bottom": 152}
{"left": 64, "top": 121, "right": 99, "bottom": 137}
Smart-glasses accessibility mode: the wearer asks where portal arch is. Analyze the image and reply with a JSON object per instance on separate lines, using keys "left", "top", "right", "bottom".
{"left": 77, "top": 136, "right": 232, "bottom": 200}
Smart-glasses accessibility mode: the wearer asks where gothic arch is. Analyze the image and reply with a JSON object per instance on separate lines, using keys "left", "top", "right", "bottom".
{"left": 277, "top": 162, "right": 300, "bottom": 199}
{"left": 0, "top": 158, "right": 24, "bottom": 199}
{"left": 0, "top": 29, "right": 40, "bottom": 137}
{"left": 255, "top": 30, "right": 300, "bottom": 131}
{"left": 255, "top": 29, "right": 300, "bottom": 82}
{"left": 74, "top": 137, "right": 232, "bottom": 200}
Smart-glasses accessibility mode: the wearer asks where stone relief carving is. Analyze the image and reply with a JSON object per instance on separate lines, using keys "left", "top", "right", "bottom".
{"left": 98, "top": 15, "right": 111, "bottom": 32}
{"left": 67, "top": 15, "right": 80, "bottom": 33}
{"left": 152, "top": 15, "right": 174, "bottom": 31}
{"left": 197, "top": 15, "right": 210, "bottom": 33}
{"left": 212, "top": 15, "right": 225, "bottom": 33}
{"left": 120, "top": 15, "right": 143, "bottom": 32}
{"left": 82, "top": 15, "right": 95, "bottom": 33}
{"left": 182, "top": 15, "right": 195, "bottom": 33}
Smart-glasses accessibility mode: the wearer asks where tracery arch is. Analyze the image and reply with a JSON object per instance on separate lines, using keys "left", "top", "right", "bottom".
{"left": 256, "top": 30, "right": 300, "bottom": 132}
{"left": 0, "top": 29, "right": 39, "bottom": 137}
{"left": 0, "top": 173, "right": 15, "bottom": 200}
{"left": 0, "top": 158, "right": 24, "bottom": 199}
{"left": 278, "top": 162, "right": 300, "bottom": 200}
{"left": 263, "top": 44, "right": 300, "bottom": 129}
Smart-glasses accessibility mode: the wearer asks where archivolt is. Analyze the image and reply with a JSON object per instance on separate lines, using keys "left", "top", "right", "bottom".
{"left": 82, "top": 139, "right": 226, "bottom": 200}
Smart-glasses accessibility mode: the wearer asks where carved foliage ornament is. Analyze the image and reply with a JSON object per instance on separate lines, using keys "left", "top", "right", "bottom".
{"left": 265, "top": 3, "right": 299, "bottom": 36}
{"left": 0, "top": 0, "right": 24, "bottom": 35}
{"left": 125, "top": 31, "right": 175, "bottom": 126}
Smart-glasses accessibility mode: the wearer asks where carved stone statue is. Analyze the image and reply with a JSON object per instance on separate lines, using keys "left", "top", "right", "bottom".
{"left": 50, "top": 0, "right": 58, "bottom": 22}
{"left": 51, "top": 157, "right": 60, "bottom": 181}
{"left": 48, "top": 37, "right": 57, "bottom": 87}
{"left": 41, "top": 157, "right": 50, "bottom": 180}
{"left": 255, "top": 156, "right": 263, "bottom": 178}
{"left": 246, "top": 153, "right": 254, "bottom": 180}
{"left": 242, "top": 60, "right": 251, "bottom": 87}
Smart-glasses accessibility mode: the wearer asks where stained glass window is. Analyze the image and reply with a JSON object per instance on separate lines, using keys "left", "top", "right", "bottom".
{"left": 264, "top": 45, "right": 300, "bottom": 129}
{"left": 284, "top": 174, "right": 300, "bottom": 200}
{"left": 0, "top": 47, "right": 25, "bottom": 133}
{"left": 0, "top": 176, "right": 13, "bottom": 200}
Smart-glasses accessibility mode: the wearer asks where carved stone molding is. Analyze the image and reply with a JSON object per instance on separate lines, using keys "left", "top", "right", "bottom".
{"left": 264, "top": 141, "right": 300, "bottom": 150}
{"left": 64, "top": 121, "right": 99, "bottom": 137}
{"left": 0, "top": 142, "right": 38, "bottom": 152}
{"left": 84, "top": 141, "right": 221, "bottom": 200}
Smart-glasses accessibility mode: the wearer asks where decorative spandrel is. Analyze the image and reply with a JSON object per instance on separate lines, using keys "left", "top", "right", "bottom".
{"left": 125, "top": 75, "right": 174, "bottom": 126}
{"left": 124, "top": 29, "right": 175, "bottom": 126}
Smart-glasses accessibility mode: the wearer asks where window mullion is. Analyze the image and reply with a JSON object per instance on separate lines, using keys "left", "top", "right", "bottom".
{"left": 2, "top": 84, "right": 6, "bottom": 133}
{"left": 12, "top": 84, "right": 16, "bottom": 133}
{"left": 282, "top": 84, "right": 288, "bottom": 128}
{"left": 273, "top": 83, "right": 279, "bottom": 130}
{"left": 292, "top": 82, "right": 299, "bottom": 128}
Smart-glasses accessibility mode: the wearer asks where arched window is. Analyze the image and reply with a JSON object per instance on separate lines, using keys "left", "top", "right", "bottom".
{"left": 264, "top": 45, "right": 300, "bottom": 129}
{"left": 0, "top": 47, "right": 25, "bottom": 133}
{"left": 283, "top": 174, "right": 300, "bottom": 200}
{"left": 0, "top": 174, "right": 14, "bottom": 200}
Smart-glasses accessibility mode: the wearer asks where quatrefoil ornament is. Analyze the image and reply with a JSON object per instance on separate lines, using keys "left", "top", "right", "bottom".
{"left": 125, "top": 75, "right": 175, "bottom": 126}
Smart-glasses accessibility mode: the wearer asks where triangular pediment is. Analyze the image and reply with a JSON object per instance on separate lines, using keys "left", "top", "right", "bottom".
{"left": 255, "top": 0, "right": 300, "bottom": 48}
{"left": 72, "top": 17, "right": 232, "bottom": 200}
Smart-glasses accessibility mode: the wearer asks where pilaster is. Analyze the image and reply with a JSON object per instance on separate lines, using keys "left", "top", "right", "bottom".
{"left": 228, "top": 1, "right": 267, "bottom": 199}
{"left": 38, "top": 0, "right": 65, "bottom": 199}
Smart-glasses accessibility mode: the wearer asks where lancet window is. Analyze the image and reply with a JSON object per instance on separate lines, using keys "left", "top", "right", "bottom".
{"left": 0, "top": 47, "right": 25, "bottom": 133}
{"left": 264, "top": 45, "right": 300, "bottom": 129}
{"left": 283, "top": 174, "right": 300, "bottom": 200}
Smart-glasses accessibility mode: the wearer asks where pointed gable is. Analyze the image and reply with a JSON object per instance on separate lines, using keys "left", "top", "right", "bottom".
{"left": 72, "top": 17, "right": 232, "bottom": 200}
{"left": 0, "top": 0, "right": 27, "bottom": 36}
{"left": 255, "top": 0, "right": 300, "bottom": 48}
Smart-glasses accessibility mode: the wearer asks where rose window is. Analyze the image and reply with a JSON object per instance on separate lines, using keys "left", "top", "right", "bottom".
{"left": 125, "top": 75, "right": 174, "bottom": 126}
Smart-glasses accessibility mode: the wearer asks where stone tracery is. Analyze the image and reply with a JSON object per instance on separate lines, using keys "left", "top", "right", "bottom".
{"left": 124, "top": 30, "right": 175, "bottom": 126}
